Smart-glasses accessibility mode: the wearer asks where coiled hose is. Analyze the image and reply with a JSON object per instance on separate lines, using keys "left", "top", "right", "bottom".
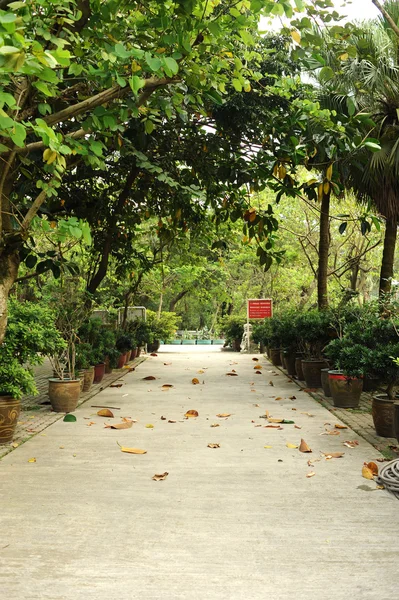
{"left": 376, "top": 458, "right": 399, "bottom": 499}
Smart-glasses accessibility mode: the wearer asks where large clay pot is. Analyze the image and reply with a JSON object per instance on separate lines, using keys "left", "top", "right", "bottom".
{"left": 295, "top": 356, "right": 305, "bottom": 381}
{"left": 94, "top": 362, "right": 105, "bottom": 384}
{"left": 280, "top": 350, "right": 286, "bottom": 369}
{"left": 147, "top": 340, "right": 160, "bottom": 353}
{"left": 82, "top": 367, "right": 95, "bottom": 392}
{"left": 0, "top": 396, "right": 21, "bottom": 444}
{"left": 117, "top": 353, "right": 127, "bottom": 369}
{"left": 48, "top": 379, "right": 81, "bottom": 413}
{"left": 321, "top": 368, "right": 332, "bottom": 397}
{"left": 125, "top": 350, "right": 132, "bottom": 362}
{"left": 270, "top": 348, "right": 282, "bottom": 367}
{"left": 130, "top": 348, "right": 137, "bottom": 360}
{"left": 394, "top": 401, "right": 399, "bottom": 443}
{"left": 284, "top": 350, "right": 297, "bottom": 377}
{"left": 372, "top": 395, "right": 395, "bottom": 438}
{"left": 77, "top": 370, "right": 85, "bottom": 391}
{"left": 328, "top": 371, "right": 363, "bottom": 408}
{"left": 302, "top": 359, "right": 328, "bottom": 388}
{"left": 266, "top": 346, "right": 271, "bottom": 359}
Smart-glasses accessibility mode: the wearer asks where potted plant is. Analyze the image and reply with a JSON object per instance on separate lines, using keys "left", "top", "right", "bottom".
{"left": 324, "top": 339, "right": 367, "bottom": 408}
{"left": 115, "top": 333, "right": 132, "bottom": 367}
{"left": 295, "top": 310, "right": 331, "bottom": 388}
{"left": 220, "top": 316, "right": 245, "bottom": 352}
{"left": 47, "top": 281, "right": 89, "bottom": 412}
{"left": 146, "top": 310, "right": 179, "bottom": 352}
{"left": 75, "top": 342, "right": 95, "bottom": 392}
{"left": 0, "top": 300, "right": 65, "bottom": 443}
{"left": 126, "top": 319, "right": 153, "bottom": 355}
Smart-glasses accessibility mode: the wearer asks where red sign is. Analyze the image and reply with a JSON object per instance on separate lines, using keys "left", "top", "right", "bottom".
{"left": 248, "top": 299, "right": 273, "bottom": 319}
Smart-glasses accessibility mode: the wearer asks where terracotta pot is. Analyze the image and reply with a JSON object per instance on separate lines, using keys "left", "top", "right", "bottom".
{"left": 280, "top": 350, "right": 286, "bottom": 369}
{"left": 117, "top": 353, "right": 127, "bottom": 369}
{"left": 302, "top": 359, "right": 328, "bottom": 388}
{"left": 0, "top": 396, "right": 21, "bottom": 444}
{"left": 48, "top": 379, "right": 81, "bottom": 413}
{"left": 295, "top": 357, "right": 305, "bottom": 381}
{"left": 284, "top": 350, "right": 296, "bottom": 377}
{"left": 328, "top": 371, "right": 363, "bottom": 408}
{"left": 394, "top": 401, "right": 399, "bottom": 443}
{"left": 321, "top": 368, "right": 332, "bottom": 397}
{"left": 93, "top": 362, "right": 105, "bottom": 384}
{"left": 130, "top": 348, "right": 137, "bottom": 360}
{"left": 104, "top": 357, "right": 112, "bottom": 374}
{"left": 270, "top": 348, "right": 282, "bottom": 367}
{"left": 372, "top": 395, "right": 395, "bottom": 438}
{"left": 137, "top": 347, "right": 142, "bottom": 357}
{"left": 82, "top": 367, "right": 94, "bottom": 392}
{"left": 125, "top": 350, "right": 132, "bottom": 362}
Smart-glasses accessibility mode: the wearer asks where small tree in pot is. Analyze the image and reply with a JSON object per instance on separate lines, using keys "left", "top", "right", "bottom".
{"left": 295, "top": 310, "right": 332, "bottom": 388}
{"left": 219, "top": 316, "right": 245, "bottom": 352}
{"left": 146, "top": 310, "right": 179, "bottom": 352}
{"left": 324, "top": 338, "right": 369, "bottom": 408}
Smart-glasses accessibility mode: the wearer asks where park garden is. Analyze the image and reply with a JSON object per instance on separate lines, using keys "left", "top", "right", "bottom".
{"left": 1, "top": 0, "right": 399, "bottom": 447}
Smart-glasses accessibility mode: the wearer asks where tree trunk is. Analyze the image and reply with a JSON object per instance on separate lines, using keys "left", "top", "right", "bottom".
{"left": 0, "top": 250, "right": 20, "bottom": 343}
{"left": 317, "top": 191, "right": 330, "bottom": 310}
{"left": 379, "top": 217, "right": 397, "bottom": 296}
{"left": 169, "top": 290, "right": 188, "bottom": 312}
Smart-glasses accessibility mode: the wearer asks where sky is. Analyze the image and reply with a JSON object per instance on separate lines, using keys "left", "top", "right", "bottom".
{"left": 333, "top": 0, "right": 379, "bottom": 21}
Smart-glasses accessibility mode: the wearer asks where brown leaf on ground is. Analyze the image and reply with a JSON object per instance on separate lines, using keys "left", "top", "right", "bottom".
{"left": 104, "top": 420, "right": 133, "bottom": 429}
{"left": 294, "top": 425, "right": 302, "bottom": 429}
{"left": 162, "top": 384, "right": 174, "bottom": 388}
{"left": 268, "top": 418, "right": 283, "bottom": 423}
{"left": 251, "top": 390, "right": 257, "bottom": 393}
{"left": 207, "top": 443, "right": 220, "bottom": 448}
{"left": 252, "top": 358, "right": 259, "bottom": 361}
{"left": 323, "top": 452, "right": 345, "bottom": 459}
{"left": 269, "top": 381, "right": 274, "bottom": 386}
{"left": 143, "top": 376, "right": 157, "bottom": 381}
{"left": 275, "top": 396, "right": 283, "bottom": 401}
{"left": 301, "top": 412, "right": 315, "bottom": 417}
{"left": 264, "top": 425, "right": 282, "bottom": 429}
{"left": 362, "top": 465, "right": 375, "bottom": 480}
{"left": 289, "top": 396, "right": 296, "bottom": 400}
{"left": 366, "top": 461, "right": 379, "bottom": 476}
{"left": 110, "top": 383, "right": 123, "bottom": 388}
{"left": 161, "top": 416, "right": 166, "bottom": 420}
{"left": 343, "top": 440, "right": 359, "bottom": 448}
{"left": 192, "top": 377, "right": 200, "bottom": 385}
{"left": 299, "top": 439, "right": 312, "bottom": 453}
{"left": 303, "top": 388, "right": 318, "bottom": 393}
{"left": 254, "top": 364, "right": 262, "bottom": 369}
{"left": 210, "top": 423, "right": 220, "bottom": 427}
{"left": 185, "top": 410, "right": 199, "bottom": 418}
{"left": 197, "top": 369, "right": 205, "bottom": 374}
{"left": 320, "top": 429, "right": 340, "bottom": 436}
{"left": 28, "top": 458, "right": 36, "bottom": 463}
{"left": 164, "top": 362, "right": 172, "bottom": 365}
{"left": 168, "top": 420, "right": 177, "bottom": 423}
{"left": 306, "top": 472, "right": 316, "bottom": 478}
{"left": 152, "top": 472, "right": 168, "bottom": 480}
{"left": 265, "top": 410, "right": 270, "bottom": 418}
{"left": 255, "top": 371, "right": 262, "bottom": 374}
{"left": 97, "top": 409, "right": 114, "bottom": 418}
{"left": 217, "top": 413, "right": 232, "bottom": 418}
{"left": 254, "top": 404, "right": 260, "bottom": 407}
{"left": 335, "top": 424, "right": 348, "bottom": 429}
{"left": 226, "top": 372, "right": 238, "bottom": 376}
{"left": 120, "top": 447, "right": 147, "bottom": 454}
{"left": 150, "top": 353, "right": 158, "bottom": 357}
{"left": 87, "top": 421, "right": 96, "bottom": 426}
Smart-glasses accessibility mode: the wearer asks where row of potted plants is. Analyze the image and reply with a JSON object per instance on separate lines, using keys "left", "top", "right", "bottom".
{"left": 253, "top": 304, "right": 399, "bottom": 441}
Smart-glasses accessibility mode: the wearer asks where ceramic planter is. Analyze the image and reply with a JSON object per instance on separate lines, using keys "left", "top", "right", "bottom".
{"left": 328, "top": 371, "right": 363, "bottom": 408}
{"left": 321, "top": 368, "right": 332, "bottom": 397}
{"left": 302, "top": 359, "right": 328, "bottom": 388}
{"left": 372, "top": 395, "right": 395, "bottom": 438}
{"left": 294, "top": 356, "right": 305, "bottom": 380}
{"left": 117, "top": 353, "right": 127, "bottom": 369}
{"left": 77, "top": 370, "right": 85, "bottom": 391}
{"left": 48, "top": 378, "right": 81, "bottom": 413}
{"left": 0, "top": 396, "right": 21, "bottom": 444}
{"left": 147, "top": 341, "right": 160, "bottom": 353}
{"left": 280, "top": 350, "right": 286, "bottom": 369}
{"left": 130, "top": 348, "right": 137, "bottom": 360}
{"left": 93, "top": 362, "right": 105, "bottom": 384}
{"left": 284, "top": 350, "right": 297, "bottom": 377}
{"left": 82, "top": 367, "right": 95, "bottom": 392}
{"left": 269, "top": 348, "right": 282, "bottom": 367}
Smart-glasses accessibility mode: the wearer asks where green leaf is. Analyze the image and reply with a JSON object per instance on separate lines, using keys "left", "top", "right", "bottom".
{"left": 63, "top": 414, "right": 77, "bottom": 422}
{"left": 0, "top": 114, "right": 15, "bottom": 129}
{"left": 129, "top": 75, "right": 145, "bottom": 95}
{"left": 0, "top": 92, "right": 16, "bottom": 108}
{"left": 346, "top": 97, "right": 355, "bottom": 117}
{"left": 34, "top": 81, "right": 53, "bottom": 96}
{"left": 0, "top": 45, "right": 20, "bottom": 54}
{"left": 319, "top": 66, "right": 334, "bottom": 82}
{"left": 163, "top": 56, "right": 179, "bottom": 75}
{"left": 205, "top": 90, "right": 224, "bottom": 105}
{"left": 339, "top": 222, "right": 347, "bottom": 235}
{"left": 25, "top": 255, "right": 37, "bottom": 269}
{"left": 364, "top": 141, "right": 381, "bottom": 152}
{"left": 232, "top": 79, "right": 242, "bottom": 92}
{"left": 145, "top": 52, "right": 162, "bottom": 72}
{"left": 0, "top": 13, "right": 17, "bottom": 23}
{"left": 144, "top": 119, "right": 155, "bottom": 134}
{"left": 114, "top": 43, "right": 131, "bottom": 59}
{"left": 10, "top": 122, "right": 26, "bottom": 147}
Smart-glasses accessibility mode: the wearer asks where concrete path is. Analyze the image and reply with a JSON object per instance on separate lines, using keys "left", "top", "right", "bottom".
{"left": 1, "top": 350, "right": 398, "bottom": 600}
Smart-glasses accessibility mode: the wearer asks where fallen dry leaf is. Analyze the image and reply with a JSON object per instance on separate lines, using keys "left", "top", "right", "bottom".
{"left": 87, "top": 421, "right": 96, "bottom": 427}
{"left": 289, "top": 396, "right": 297, "bottom": 400}
{"left": 192, "top": 377, "right": 200, "bottom": 385}
{"left": 97, "top": 408, "right": 114, "bottom": 418}
{"left": 162, "top": 384, "right": 174, "bottom": 388}
{"left": 269, "top": 381, "right": 274, "bottom": 386}
{"left": 275, "top": 396, "right": 283, "bottom": 401}
{"left": 301, "top": 412, "right": 315, "bottom": 417}
{"left": 254, "top": 404, "right": 260, "bottom": 407}
{"left": 265, "top": 425, "right": 283, "bottom": 429}
{"left": 226, "top": 372, "right": 238, "bottom": 376}
{"left": 362, "top": 465, "right": 375, "bottom": 480}
{"left": 320, "top": 430, "right": 340, "bottom": 436}
{"left": 185, "top": 410, "right": 199, "bottom": 418}
{"left": 28, "top": 458, "right": 36, "bottom": 463}
{"left": 216, "top": 413, "right": 232, "bottom": 418}
{"left": 264, "top": 445, "right": 273, "bottom": 449}
{"left": 143, "top": 376, "right": 157, "bottom": 381}
{"left": 254, "top": 364, "right": 262, "bottom": 369}
{"left": 197, "top": 369, "right": 205, "bottom": 374}
{"left": 268, "top": 418, "right": 284, "bottom": 423}
{"left": 210, "top": 423, "right": 220, "bottom": 427}
{"left": 164, "top": 362, "right": 172, "bottom": 365}
{"left": 335, "top": 424, "right": 348, "bottom": 429}
{"left": 344, "top": 440, "right": 359, "bottom": 448}
{"left": 299, "top": 439, "right": 312, "bottom": 453}
{"left": 104, "top": 420, "right": 133, "bottom": 429}
{"left": 145, "top": 424, "right": 154, "bottom": 429}
{"left": 323, "top": 452, "right": 345, "bottom": 459}
{"left": 252, "top": 357, "right": 259, "bottom": 361}
{"left": 152, "top": 472, "right": 168, "bottom": 481}
{"left": 286, "top": 443, "right": 299, "bottom": 449}
{"left": 161, "top": 416, "right": 166, "bottom": 420}
{"left": 208, "top": 443, "right": 220, "bottom": 449}
{"left": 150, "top": 353, "right": 158, "bottom": 357}
{"left": 120, "top": 447, "right": 147, "bottom": 454}
{"left": 110, "top": 383, "right": 123, "bottom": 388}
{"left": 306, "top": 472, "right": 316, "bottom": 478}
{"left": 168, "top": 420, "right": 176, "bottom": 423}
{"left": 255, "top": 371, "right": 262, "bottom": 374}
{"left": 11, "top": 442, "right": 19, "bottom": 448}
{"left": 303, "top": 388, "right": 318, "bottom": 393}
{"left": 294, "top": 425, "right": 302, "bottom": 429}
{"left": 366, "top": 461, "right": 379, "bottom": 476}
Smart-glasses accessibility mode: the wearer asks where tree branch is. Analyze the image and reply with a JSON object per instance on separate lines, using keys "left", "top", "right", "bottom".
{"left": 372, "top": 0, "right": 399, "bottom": 39}
{"left": 21, "top": 186, "right": 53, "bottom": 230}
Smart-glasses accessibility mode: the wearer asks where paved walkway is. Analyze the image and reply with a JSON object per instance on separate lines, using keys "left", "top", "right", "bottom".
{"left": 1, "top": 349, "right": 399, "bottom": 599}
